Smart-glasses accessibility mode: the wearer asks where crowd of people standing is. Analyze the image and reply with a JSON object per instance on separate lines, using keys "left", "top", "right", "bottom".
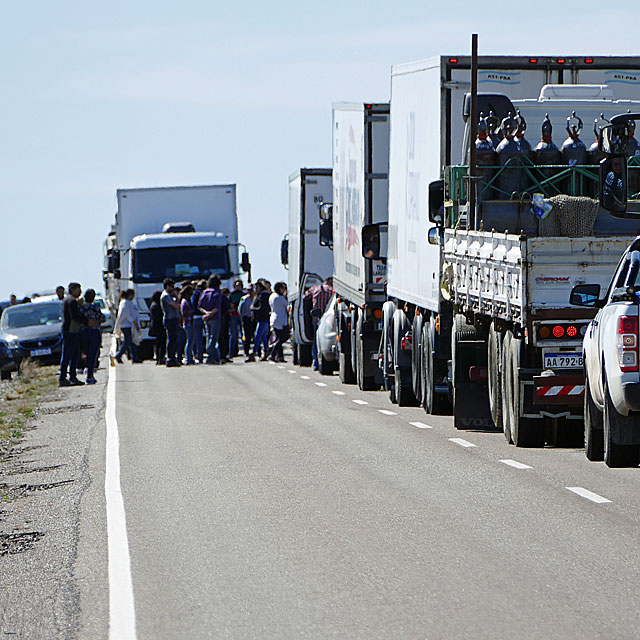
{"left": 114, "top": 276, "right": 291, "bottom": 368}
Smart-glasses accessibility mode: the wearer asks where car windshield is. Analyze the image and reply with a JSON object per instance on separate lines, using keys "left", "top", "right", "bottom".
{"left": 133, "top": 246, "right": 231, "bottom": 283}
{"left": 1, "top": 303, "right": 62, "bottom": 329}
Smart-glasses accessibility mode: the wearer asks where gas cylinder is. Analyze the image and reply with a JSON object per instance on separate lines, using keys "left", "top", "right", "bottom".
{"left": 533, "top": 114, "right": 562, "bottom": 188}
{"left": 472, "top": 112, "right": 497, "bottom": 201}
{"left": 514, "top": 110, "right": 533, "bottom": 161}
{"left": 587, "top": 114, "right": 608, "bottom": 165}
{"left": 587, "top": 115, "right": 609, "bottom": 197}
{"left": 561, "top": 112, "right": 587, "bottom": 195}
{"left": 486, "top": 111, "right": 501, "bottom": 149}
{"left": 495, "top": 113, "right": 525, "bottom": 198}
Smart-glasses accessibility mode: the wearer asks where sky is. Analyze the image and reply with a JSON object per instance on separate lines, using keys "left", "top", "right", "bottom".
{"left": 0, "top": 0, "right": 636, "bottom": 299}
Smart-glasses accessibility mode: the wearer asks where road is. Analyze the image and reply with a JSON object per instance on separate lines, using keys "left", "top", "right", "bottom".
{"left": 92, "top": 356, "right": 640, "bottom": 639}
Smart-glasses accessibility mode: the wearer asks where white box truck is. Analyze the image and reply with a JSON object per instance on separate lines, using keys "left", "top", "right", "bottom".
{"left": 372, "top": 54, "right": 640, "bottom": 447}
{"left": 281, "top": 169, "right": 333, "bottom": 366}
{"left": 331, "top": 102, "right": 390, "bottom": 390}
{"left": 103, "top": 184, "right": 250, "bottom": 359}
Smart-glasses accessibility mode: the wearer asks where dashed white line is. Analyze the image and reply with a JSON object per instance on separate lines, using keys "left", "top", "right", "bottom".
{"left": 277, "top": 365, "right": 285, "bottom": 369}
{"left": 315, "top": 382, "right": 327, "bottom": 387}
{"left": 449, "top": 438, "right": 477, "bottom": 448}
{"left": 566, "top": 487, "right": 612, "bottom": 504}
{"left": 379, "top": 409, "right": 397, "bottom": 416}
{"left": 499, "top": 459, "right": 532, "bottom": 470}
{"left": 288, "top": 370, "right": 296, "bottom": 374}
{"left": 300, "top": 375, "right": 310, "bottom": 380}
{"left": 332, "top": 390, "right": 345, "bottom": 396}
{"left": 409, "top": 421, "right": 433, "bottom": 429}
{"left": 352, "top": 399, "right": 368, "bottom": 405}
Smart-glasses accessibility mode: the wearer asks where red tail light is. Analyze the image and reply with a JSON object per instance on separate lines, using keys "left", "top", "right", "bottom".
{"left": 557, "top": 58, "right": 566, "bottom": 64}
{"left": 529, "top": 58, "right": 538, "bottom": 64}
{"left": 618, "top": 315, "right": 639, "bottom": 372}
{"left": 449, "top": 58, "right": 459, "bottom": 64}
{"left": 584, "top": 58, "right": 594, "bottom": 64}
{"left": 553, "top": 325, "right": 565, "bottom": 338}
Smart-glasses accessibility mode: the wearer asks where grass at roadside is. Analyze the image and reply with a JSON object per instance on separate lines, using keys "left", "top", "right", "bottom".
{"left": 0, "top": 360, "right": 58, "bottom": 459}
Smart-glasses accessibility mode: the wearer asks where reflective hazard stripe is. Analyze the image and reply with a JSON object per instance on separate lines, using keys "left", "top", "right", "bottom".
{"left": 536, "top": 385, "right": 585, "bottom": 397}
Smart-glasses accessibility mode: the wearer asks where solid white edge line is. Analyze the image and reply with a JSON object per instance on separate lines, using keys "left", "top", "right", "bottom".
{"left": 378, "top": 409, "right": 397, "bottom": 416}
{"left": 566, "top": 487, "right": 612, "bottom": 504}
{"left": 449, "top": 437, "right": 477, "bottom": 448}
{"left": 409, "top": 421, "right": 432, "bottom": 429}
{"left": 105, "top": 366, "right": 137, "bottom": 639}
{"left": 499, "top": 459, "right": 533, "bottom": 470}
{"left": 332, "top": 391, "right": 346, "bottom": 395}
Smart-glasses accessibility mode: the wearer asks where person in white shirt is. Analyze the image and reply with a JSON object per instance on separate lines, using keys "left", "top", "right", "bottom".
{"left": 114, "top": 289, "right": 141, "bottom": 363}
{"left": 268, "top": 282, "right": 289, "bottom": 362}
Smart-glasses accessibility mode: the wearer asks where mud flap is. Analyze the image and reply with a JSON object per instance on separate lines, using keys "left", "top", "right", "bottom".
{"left": 453, "top": 340, "right": 493, "bottom": 430}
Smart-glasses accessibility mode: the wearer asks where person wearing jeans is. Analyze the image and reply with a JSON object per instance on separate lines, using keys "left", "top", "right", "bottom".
{"left": 114, "top": 289, "right": 141, "bottom": 364}
{"left": 198, "top": 275, "right": 223, "bottom": 364}
{"left": 160, "top": 278, "right": 181, "bottom": 367}
{"left": 250, "top": 281, "right": 271, "bottom": 360}
{"left": 229, "top": 279, "right": 244, "bottom": 357}
{"left": 191, "top": 280, "right": 206, "bottom": 363}
{"left": 180, "top": 285, "right": 195, "bottom": 365}
{"left": 60, "top": 282, "right": 87, "bottom": 386}
{"left": 80, "top": 288, "right": 103, "bottom": 384}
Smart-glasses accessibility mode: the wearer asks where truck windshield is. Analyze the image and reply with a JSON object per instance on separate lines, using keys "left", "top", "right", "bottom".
{"left": 133, "top": 246, "right": 231, "bottom": 283}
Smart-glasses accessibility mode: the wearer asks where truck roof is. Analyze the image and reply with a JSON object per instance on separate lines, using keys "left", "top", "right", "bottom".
{"left": 288, "top": 168, "right": 331, "bottom": 183}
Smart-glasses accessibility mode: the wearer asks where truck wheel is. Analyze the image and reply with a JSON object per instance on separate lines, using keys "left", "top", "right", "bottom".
{"left": 422, "top": 318, "right": 448, "bottom": 415}
{"left": 487, "top": 324, "right": 503, "bottom": 431}
{"left": 356, "top": 313, "right": 378, "bottom": 391}
{"left": 504, "top": 330, "right": 544, "bottom": 447}
{"left": 603, "top": 376, "right": 640, "bottom": 468}
{"left": 317, "top": 348, "right": 332, "bottom": 376}
{"left": 351, "top": 309, "right": 359, "bottom": 381}
{"left": 292, "top": 343, "right": 299, "bottom": 365}
{"left": 584, "top": 371, "right": 604, "bottom": 461}
{"left": 393, "top": 310, "right": 417, "bottom": 406}
{"left": 298, "top": 343, "right": 313, "bottom": 367}
{"left": 501, "top": 331, "right": 513, "bottom": 443}
{"left": 412, "top": 314, "right": 423, "bottom": 401}
{"left": 381, "top": 302, "right": 397, "bottom": 397}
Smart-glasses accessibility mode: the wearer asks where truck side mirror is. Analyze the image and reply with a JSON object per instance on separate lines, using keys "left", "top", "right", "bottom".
{"left": 599, "top": 123, "right": 630, "bottom": 155}
{"left": 241, "top": 251, "right": 251, "bottom": 273}
{"left": 362, "top": 223, "right": 388, "bottom": 260}
{"left": 319, "top": 219, "right": 333, "bottom": 248}
{"left": 280, "top": 238, "right": 289, "bottom": 267}
{"left": 570, "top": 283, "right": 602, "bottom": 307}
{"left": 600, "top": 156, "right": 628, "bottom": 215}
{"left": 429, "top": 180, "right": 444, "bottom": 223}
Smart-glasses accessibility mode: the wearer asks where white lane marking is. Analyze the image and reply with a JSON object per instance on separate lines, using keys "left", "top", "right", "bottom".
{"left": 105, "top": 366, "right": 137, "bottom": 639}
{"left": 315, "top": 382, "right": 327, "bottom": 387}
{"left": 499, "top": 459, "right": 533, "bottom": 470}
{"left": 449, "top": 438, "right": 477, "bottom": 448}
{"left": 277, "top": 365, "right": 285, "bottom": 369}
{"left": 288, "top": 370, "right": 296, "bottom": 374}
{"left": 352, "top": 399, "right": 368, "bottom": 405}
{"left": 566, "top": 487, "right": 612, "bottom": 504}
{"left": 300, "top": 375, "right": 310, "bottom": 380}
{"left": 379, "top": 409, "right": 397, "bottom": 416}
{"left": 409, "top": 421, "right": 432, "bottom": 429}
{"left": 332, "top": 390, "right": 346, "bottom": 396}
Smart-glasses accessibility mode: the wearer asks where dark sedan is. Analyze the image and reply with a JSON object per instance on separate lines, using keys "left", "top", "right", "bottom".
{"left": 0, "top": 301, "right": 63, "bottom": 380}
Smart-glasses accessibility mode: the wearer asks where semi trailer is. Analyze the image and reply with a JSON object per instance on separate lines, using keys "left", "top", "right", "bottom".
{"left": 281, "top": 169, "right": 333, "bottom": 366}
{"left": 374, "top": 54, "right": 640, "bottom": 446}
{"left": 331, "top": 102, "right": 390, "bottom": 389}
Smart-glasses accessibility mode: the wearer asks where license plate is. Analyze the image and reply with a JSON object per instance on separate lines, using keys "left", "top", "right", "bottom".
{"left": 30, "top": 347, "right": 52, "bottom": 357}
{"left": 544, "top": 353, "right": 583, "bottom": 369}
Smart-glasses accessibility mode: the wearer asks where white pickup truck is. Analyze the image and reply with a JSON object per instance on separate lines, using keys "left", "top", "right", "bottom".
{"left": 572, "top": 237, "right": 640, "bottom": 467}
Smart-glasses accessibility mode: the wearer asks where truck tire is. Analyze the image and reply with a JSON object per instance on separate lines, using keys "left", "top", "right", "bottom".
{"left": 317, "top": 345, "right": 333, "bottom": 376}
{"left": 137, "top": 340, "right": 155, "bottom": 362}
{"left": 298, "top": 343, "right": 313, "bottom": 367}
{"left": 351, "top": 308, "right": 359, "bottom": 380}
{"left": 412, "top": 314, "right": 424, "bottom": 401}
{"left": 603, "top": 376, "right": 640, "bottom": 468}
{"left": 422, "top": 318, "right": 449, "bottom": 415}
{"left": 356, "top": 313, "right": 378, "bottom": 391}
{"left": 381, "top": 302, "right": 397, "bottom": 396}
{"left": 500, "top": 331, "right": 513, "bottom": 443}
{"left": 292, "top": 343, "right": 299, "bottom": 365}
{"left": 487, "top": 323, "right": 503, "bottom": 431}
{"left": 584, "top": 370, "right": 604, "bottom": 461}
{"left": 503, "top": 330, "right": 544, "bottom": 447}
{"left": 393, "top": 310, "right": 417, "bottom": 406}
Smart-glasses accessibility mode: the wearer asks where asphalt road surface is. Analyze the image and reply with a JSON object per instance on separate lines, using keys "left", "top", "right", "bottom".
{"left": 96, "top": 356, "right": 640, "bottom": 639}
